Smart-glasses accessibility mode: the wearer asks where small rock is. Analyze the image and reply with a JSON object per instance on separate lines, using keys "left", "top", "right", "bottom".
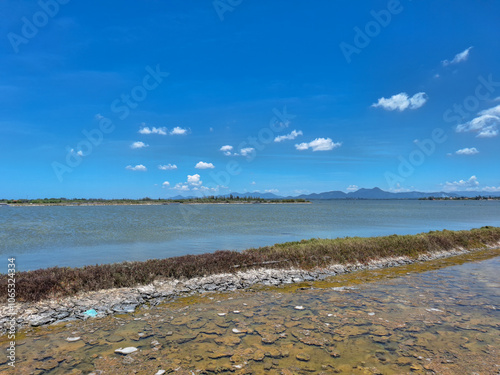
{"left": 217, "top": 313, "right": 226, "bottom": 316}
{"left": 294, "top": 306, "right": 305, "bottom": 310}
{"left": 115, "top": 347, "right": 138, "bottom": 355}
{"left": 66, "top": 337, "right": 81, "bottom": 342}
{"left": 155, "top": 370, "right": 166, "bottom": 375}
{"left": 296, "top": 352, "right": 310, "bottom": 361}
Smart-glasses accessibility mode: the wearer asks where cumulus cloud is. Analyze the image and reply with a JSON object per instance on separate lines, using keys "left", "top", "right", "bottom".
{"left": 158, "top": 164, "right": 177, "bottom": 170}
{"left": 295, "top": 138, "right": 341, "bottom": 151}
{"left": 265, "top": 189, "right": 279, "bottom": 194}
{"left": 346, "top": 185, "right": 359, "bottom": 192}
{"left": 274, "top": 130, "right": 303, "bottom": 142}
{"left": 173, "top": 183, "right": 190, "bottom": 191}
{"left": 443, "top": 175, "right": 479, "bottom": 191}
{"left": 172, "top": 173, "right": 214, "bottom": 192}
{"left": 131, "top": 141, "right": 149, "bottom": 149}
{"left": 455, "top": 147, "right": 479, "bottom": 155}
{"left": 195, "top": 161, "right": 215, "bottom": 169}
{"left": 187, "top": 174, "right": 202, "bottom": 186}
{"left": 126, "top": 164, "right": 147, "bottom": 171}
{"left": 372, "top": 92, "right": 428, "bottom": 111}
{"left": 220, "top": 145, "right": 234, "bottom": 156}
{"left": 442, "top": 46, "right": 473, "bottom": 66}
{"left": 138, "top": 126, "right": 167, "bottom": 135}
{"left": 170, "top": 126, "right": 188, "bottom": 135}
{"left": 456, "top": 104, "right": 500, "bottom": 138}
{"left": 162, "top": 181, "right": 170, "bottom": 188}
{"left": 240, "top": 147, "right": 255, "bottom": 156}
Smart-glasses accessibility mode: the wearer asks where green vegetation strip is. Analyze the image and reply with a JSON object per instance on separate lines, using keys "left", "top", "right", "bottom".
{"left": 1, "top": 227, "right": 499, "bottom": 303}
{"left": 1, "top": 196, "right": 308, "bottom": 205}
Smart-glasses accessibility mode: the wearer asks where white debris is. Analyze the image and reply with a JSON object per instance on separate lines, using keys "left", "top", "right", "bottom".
{"left": 115, "top": 347, "right": 138, "bottom": 355}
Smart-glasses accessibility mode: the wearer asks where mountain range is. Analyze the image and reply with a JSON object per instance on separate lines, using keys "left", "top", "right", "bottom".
{"left": 174, "top": 187, "right": 500, "bottom": 200}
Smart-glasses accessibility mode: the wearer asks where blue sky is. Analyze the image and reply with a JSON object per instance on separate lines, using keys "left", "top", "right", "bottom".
{"left": 1, "top": 0, "right": 499, "bottom": 199}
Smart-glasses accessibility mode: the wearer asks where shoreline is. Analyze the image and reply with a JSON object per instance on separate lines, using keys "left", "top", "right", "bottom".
{"left": 4, "top": 201, "right": 311, "bottom": 207}
{"left": 1, "top": 244, "right": 499, "bottom": 334}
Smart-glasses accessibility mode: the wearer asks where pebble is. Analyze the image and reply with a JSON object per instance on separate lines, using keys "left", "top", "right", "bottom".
{"left": 368, "top": 312, "right": 375, "bottom": 316}
{"left": 155, "top": 370, "right": 166, "bottom": 375}
{"left": 294, "top": 306, "right": 305, "bottom": 310}
{"left": 66, "top": 337, "right": 81, "bottom": 342}
{"left": 217, "top": 313, "right": 226, "bottom": 316}
{"left": 115, "top": 347, "right": 138, "bottom": 355}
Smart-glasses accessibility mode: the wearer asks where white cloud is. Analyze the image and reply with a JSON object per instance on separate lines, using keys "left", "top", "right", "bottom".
{"left": 442, "top": 46, "right": 473, "bottom": 66}
{"left": 482, "top": 186, "right": 500, "bottom": 192}
{"left": 76, "top": 150, "right": 84, "bottom": 157}
{"left": 195, "top": 161, "right": 215, "bottom": 169}
{"left": 372, "top": 92, "right": 428, "bottom": 111}
{"left": 158, "top": 164, "right": 177, "bottom": 170}
{"left": 126, "top": 164, "right": 147, "bottom": 171}
{"left": 443, "top": 175, "right": 479, "bottom": 191}
{"left": 138, "top": 126, "right": 167, "bottom": 135}
{"left": 187, "top": 174, "right": 202, "bottom": 186}
{"left": 173, "top": 183, "right": 190, "bottom": 191}
{"left": 251, "top": 181, "right": 256, "bottom": 185}
{"left": 220, "top": 145, "right": 234, "bottom": 156}
{"left": 295, "top": 137, "right": 341, "bottom": 152}
{"left": 171, "top": 174, "right": 224, "bottom": 193}
{"left": 265, "top": 189, "right": 279, "bottom": 194}
{"left": 274, "top": 130, "right": 303, "bottom": 142}
{"left": 455, "top": 147, "right": 479, "bottom": 155}
{"left": 346, "top": 185, "right": 359, "bottom": 192}
{"left": 456, "top": 104, "right": 500, "bottom": 138}
{"left": 240, "top": 147, "right": 255, "bottom": 156}
{"left": 131, "top": 141, "right": 149, "bottom": 149}
{"left": 389, "top": 183, "right": 413, "bottom": 193}
{"left": 162, "top": 181, "right": 170, "bottom": 188}
{"left": 170, "top": 126, "right": 188, "bottom": 135}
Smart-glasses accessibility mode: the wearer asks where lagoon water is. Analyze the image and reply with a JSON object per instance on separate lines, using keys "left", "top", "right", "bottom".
{"left": 1, "top": 200, "right": 500, "bottom": 271}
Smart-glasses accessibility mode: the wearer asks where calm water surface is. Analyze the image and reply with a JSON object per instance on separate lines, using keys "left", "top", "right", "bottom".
{"left": 1, "top": 200, "right": 499, "bottom": 271}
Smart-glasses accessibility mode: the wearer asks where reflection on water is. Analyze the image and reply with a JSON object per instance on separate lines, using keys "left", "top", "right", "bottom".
{"left": 1, "top": 250, "right": 499, "bottom": 374}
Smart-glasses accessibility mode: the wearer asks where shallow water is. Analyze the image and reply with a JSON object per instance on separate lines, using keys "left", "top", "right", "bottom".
{"left": 1, "top": 200, "right": 500, "bottom": 271}
{"left": 2, "top": 249, "right": 499, "bottom": 374}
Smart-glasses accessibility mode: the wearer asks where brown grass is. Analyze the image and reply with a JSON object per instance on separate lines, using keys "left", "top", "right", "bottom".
{"left": 1, "top": 226, "right": 499, "bottom": 303}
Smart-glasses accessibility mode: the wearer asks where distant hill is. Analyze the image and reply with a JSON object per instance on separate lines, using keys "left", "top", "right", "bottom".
{"left": 167, "top": 187, "right": 500, "bottom": 200}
